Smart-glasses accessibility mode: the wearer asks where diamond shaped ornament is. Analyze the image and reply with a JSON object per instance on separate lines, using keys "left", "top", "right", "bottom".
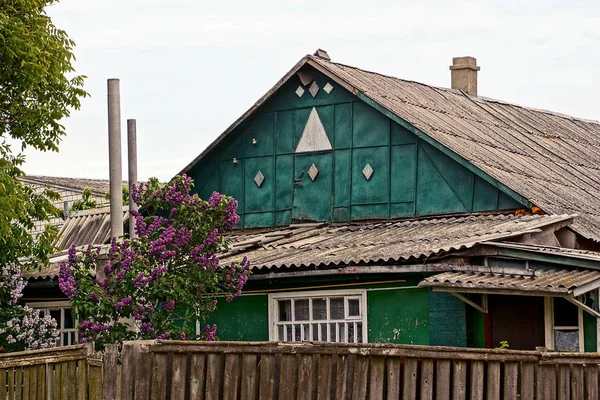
{"left": 307, "top": 164, "right": 319, "bottom": 181}
{"left": 309, "top": 81, "right": 319, "bottom": 98}
{"left": 254, "top": 171, "right": 265, "bottom": 187}
{"left": 323, "top": 82, "right": 334, "bottom": 94}
{"left": 295, "top": 86, "right": 305, "bottom": 97}
{"left": 362, "top": 163, "right": 373, "bottom": 180}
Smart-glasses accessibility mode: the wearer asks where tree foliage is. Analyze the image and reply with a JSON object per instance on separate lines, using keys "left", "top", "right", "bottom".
{"left": 0, "top": 0, "right": 88, "bottom": 269}
{"left": 70, "top": 187, "right": 99, "bottom": 212}
{"left": 60, "top": 176, "right": 250, "bottom": 348}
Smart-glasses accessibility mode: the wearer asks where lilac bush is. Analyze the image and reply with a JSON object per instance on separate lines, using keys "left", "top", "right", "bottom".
{"left": 60, "top": 175, "right": 250, "bottom": 348}
{"left": 0, "top": 264, "right": 59, "bottom": 352}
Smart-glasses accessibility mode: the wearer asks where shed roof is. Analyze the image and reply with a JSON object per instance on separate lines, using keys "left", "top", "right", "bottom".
{"left": 21, "top": 175, "right": 111, "bottom": 196}
{"left": 222, "top": 213, "right": 573, "bottom": 272}
{"left": 54, "top": 206, "right": 129, "bottom": 250}
{"left": 181, "top": 53, "right": 600, "bottom": 241}
{"left": 419, "top": 269, "right": 600, "bottom": 297}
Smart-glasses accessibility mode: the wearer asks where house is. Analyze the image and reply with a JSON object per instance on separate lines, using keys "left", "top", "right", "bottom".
{"left": 20, "top": 175, "right": 110, "bottom": 235}
{"left": 176, "top": 50, "right": 600, "bottom": 351}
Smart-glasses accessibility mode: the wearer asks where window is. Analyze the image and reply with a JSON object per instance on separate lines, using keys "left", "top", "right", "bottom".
{"left": 545, "top": 297, "right": 583, "bottom": 352}
{"left": 269, "top": 290, "right": 367, "bottom": 343}
{"left": 28, "top": 301, "right": 78, "bottom": 346}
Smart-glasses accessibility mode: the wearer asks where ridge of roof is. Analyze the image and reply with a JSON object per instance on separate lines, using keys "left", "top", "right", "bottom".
{"left": 314, "top": 55, "right": 600, "bottom": 126}
{"left": 21, "top": 175, "right": 111, "bottom": 196}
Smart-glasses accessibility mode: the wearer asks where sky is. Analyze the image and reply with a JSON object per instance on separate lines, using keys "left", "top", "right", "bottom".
{"left": 21, "top": 0, "right": 600, "bottom": 182}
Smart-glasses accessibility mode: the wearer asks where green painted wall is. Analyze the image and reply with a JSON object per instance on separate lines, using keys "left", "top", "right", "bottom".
{"left": 205, "top": 295, "right": 269, "bottom": 341}
{"left": 367, "top": 288, "right": 429, "bottom": 345}
{"left": 188, "top": 66, "right": 525, "bottom": 229}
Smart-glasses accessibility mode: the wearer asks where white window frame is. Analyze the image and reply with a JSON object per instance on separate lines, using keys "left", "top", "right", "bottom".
{"left": 268, "top": 289, "right": 368, "bottom": 343}
{"left": 27, "top": 301, "right": 78, "bottom": 346}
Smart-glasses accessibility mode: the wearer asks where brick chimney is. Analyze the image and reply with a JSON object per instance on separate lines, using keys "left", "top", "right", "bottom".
{"left": 449, "top": 56, "right": 480, "bottom": 97}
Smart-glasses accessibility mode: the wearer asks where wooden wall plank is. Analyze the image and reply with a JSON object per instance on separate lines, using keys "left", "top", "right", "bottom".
{"left": 22, "top": 366, "right": 30, "bottom": 400}
{"left": 67, "top": 361, "right": 78, "bottom": 399}
{"left": 52, "top": 363, "right": 61, "bottom": 400}
{"left": 420, "top": 359, "right": 434, "bottom": 400}
{"left": 585, "top": 364, "right": 598, "bottom": 400}
{"left": 278, "top": 354, "right": 296, "bottom": 400}
{"left": 297, "top": 355, "right": 313, "bottom": 400}
{"left": 121, "top": 344, "right": 135, "bottom": 400}
{"left": 538, "top": 365, "right": 557, "bottom": 400}
{"left": 435, "top": 360, "right": 450, "bottom": 400}
{"left": 170, "top": 354, "right": 188, "bottom": 400}
{"left": 0, "top": 368, "right": 7, "bottom": 400}
{"left": 39, "top": 365, "right": 47, "bottom": 400}
{"left": 28, "top": 366, "right": 38, "bottom": 400}
{"left": 76, "top": 360, "right": 86, "bottom": 400}
{"left": 487, "top": 361, "right": 501, "bottom": 400}
{"left": 134, "top": 345, "right": 152, "bottom": 400}
{"left": 223, "top": 354, "right": 241, "bottom": 400}
{"left": 521, "top": 362, "right": 535, "bottom": 400}
{"left": 335, "top": 355, "right": 349, "bottom": 400}
{"left": 316, "top": 355, "right": 333, "bottom": 400}
{"left": 258, "top": 354, "right": 275, "bottom": 400}
{"left": 368, "top": 357, "right": 385, "bottom": 400}
{"left": 470, "top": 361, "right": 484, "bottom": 400}
{"left": 351, "top": 356, "right": 369, "bottom": 400}
{"left": 240, "top": 354, "right": 257, "bottom": 400}
{"left": 571, "top": 364, "right": 584, "bottom": 400}
{"left": 189, "top": 354, "right": 206, "bottom": 400}
{"left": 15, "top": 367, "right": 22, "bottom": 400}
{"left": 503, "top": 362, "right": 518, "bottom": 400}
{"left": 402, "top": 358, "right": 418, "bottom": 400}
{"left": 150, "top": 353, "right": 168, "bottom": 400}
{"left": 558, "top": 364, "right": 571, "bottom": 400}
{"left": 103, "top": 344, "right": 119, "bottom": 400}
{"left": 452, "top": 360, "right": 467, "bottom": 400}
{"left": 205, "top": 354, "right": 222, "bottom": 400}
{"left": 386, "top": 358, "right": 401, "bottom": 399}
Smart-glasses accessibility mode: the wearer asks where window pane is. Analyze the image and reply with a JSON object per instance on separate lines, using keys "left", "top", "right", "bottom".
{"left": 320, "top": 323, "right": 327, "bottom": 341}
{"left": 329, "top": 323, "right": 337, "bottom": 342}
{"left": 64, "top": 308, "right": 74, "bottom": 328}
{"left": 554, "top": 298, "right": 578, "bottom": 327}
{"left": 294, "top": 324, "right": 301, "bottom": 341}
{"left": 554, "top": 330, "right": 579, "bottom": 352}
{"left": 312, "top": 324, "right": 319, "bottom": 341}
{"left": 295, "top": 300, "right": 309, "bottom": 321}
{"left": 348, "top": 323, "right": 355, "bottom": 343}
{"left": 348, "top": 299, "right": 360, "bottom": 317}
{"left": 279, "top": 300, "right": 291, "bottom": 322}
{"left": 357, "top": 322, "right": 363, "bottom": 343}
{"left": 330, "top": 298, "right": 344, "bottom": 319}
{"left": 286, "top": 325, "right": 293, "bottom": 341}
{"left": 303, "top": 324, "right": 310, "bottom": 341}
{"left": 312, "top": 299, "right": 327, "bottom": 320}
{"left": 338, "top": 323, "right": 345, "bottom": 342}
{"left": 278, "top": 326, "right": 284, "bottom": 341}
{"left": 50, "top": 310, "right": 61, "bottom": 323}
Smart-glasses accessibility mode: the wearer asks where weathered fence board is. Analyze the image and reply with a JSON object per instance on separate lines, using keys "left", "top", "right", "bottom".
{"left": 3, "top": 340, "right": 600, "bottom": 399}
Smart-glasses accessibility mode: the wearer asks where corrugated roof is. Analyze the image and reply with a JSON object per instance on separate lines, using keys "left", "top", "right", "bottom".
{"left": 21, "top": 175, "right": 112, "bottom": 196}
{"left": 419, "top": 269, "right": 600, "bottom": 296}
{"left": 308, "top": 56, "right": 600, "bottom": 241}
{"left": 482, "top": 242, "right": 600, "bottom": 262}
{"left": 54, "top": 206, "right": 129, "bottom": 250}
{"left": 221, "top": 214, "right": 574, "bottom": 272}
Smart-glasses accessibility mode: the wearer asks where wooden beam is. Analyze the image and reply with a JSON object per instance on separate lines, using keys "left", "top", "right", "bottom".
{"left": 565, "top": 296, "right": 600, "bottom": 319}
{"left": 449, "top": 292, "right": 488, "bottom": 313}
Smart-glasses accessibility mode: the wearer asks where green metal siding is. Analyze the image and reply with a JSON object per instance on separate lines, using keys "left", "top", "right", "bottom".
{"left": 428, "top": 291, "right": 468, "bottom": 347}
{"left": 187, "top": 66, "right": 527, "bottom": 229}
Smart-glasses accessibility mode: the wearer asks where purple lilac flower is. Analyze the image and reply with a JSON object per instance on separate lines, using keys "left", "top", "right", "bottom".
{"left": 179, "top": 332, "right": 186, "bottom": 340}
{"left": 208, "top": 191, "right": 225, "bottom": 208}
{"left": 161, "top": 299, "right": 175, "bottom": 312}
{"left": 58, "top": 259, "right": 77, "bottom": 299}
{"left": 202, "top": 324, "right": 217, "bottom": 341}
{"left": 141, "top": 322, "right": 154, "bottom": 334}
{"left": 156, "top": 332, "right": 170, "bottom": 340}
{"left": 114, "top": 296, "right": 133, "bottom": 308}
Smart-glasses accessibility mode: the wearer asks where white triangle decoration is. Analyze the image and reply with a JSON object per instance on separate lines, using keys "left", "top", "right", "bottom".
{"left": 295, "top": 107, "right": 333, "bottom": 153}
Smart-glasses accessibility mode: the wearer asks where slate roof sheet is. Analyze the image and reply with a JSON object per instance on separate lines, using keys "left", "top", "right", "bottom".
{"left": 419, "top": 269, "right": 600, "bottom": 295}
{"left": 21, "top": 175, "right": 111, "bottom": 196}
{"left": 309, "top": 56, "right": 600, "bottom": 241}
{"left": 54, "top": 206, "right": 129, "bottom": 250}
{"left": 222, "top": 214, "right": 574, "bottom": 272}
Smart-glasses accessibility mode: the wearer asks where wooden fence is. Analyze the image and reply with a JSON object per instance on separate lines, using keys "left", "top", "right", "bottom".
{"left": 3, "top": 340, "right": 600, "bottom": 399}
{"left": 0, "top": 343, "right": 101, "bottom": 400}
{"left": 105, "top": 340, "right": 600, "bottom": 400}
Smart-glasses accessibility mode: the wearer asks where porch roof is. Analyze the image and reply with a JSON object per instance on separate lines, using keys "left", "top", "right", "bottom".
{"left": 419, "top": 269, "right": 600, "bottom": 297}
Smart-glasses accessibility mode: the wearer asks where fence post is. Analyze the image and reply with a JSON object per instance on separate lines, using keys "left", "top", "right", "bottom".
{"left": 103, "top": 344, "right": 119, "bottom": 400}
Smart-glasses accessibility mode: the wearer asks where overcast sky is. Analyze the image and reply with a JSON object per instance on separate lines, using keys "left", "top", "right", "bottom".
{"left": 22, "top": 0, "right": 600, "bottom": 181}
